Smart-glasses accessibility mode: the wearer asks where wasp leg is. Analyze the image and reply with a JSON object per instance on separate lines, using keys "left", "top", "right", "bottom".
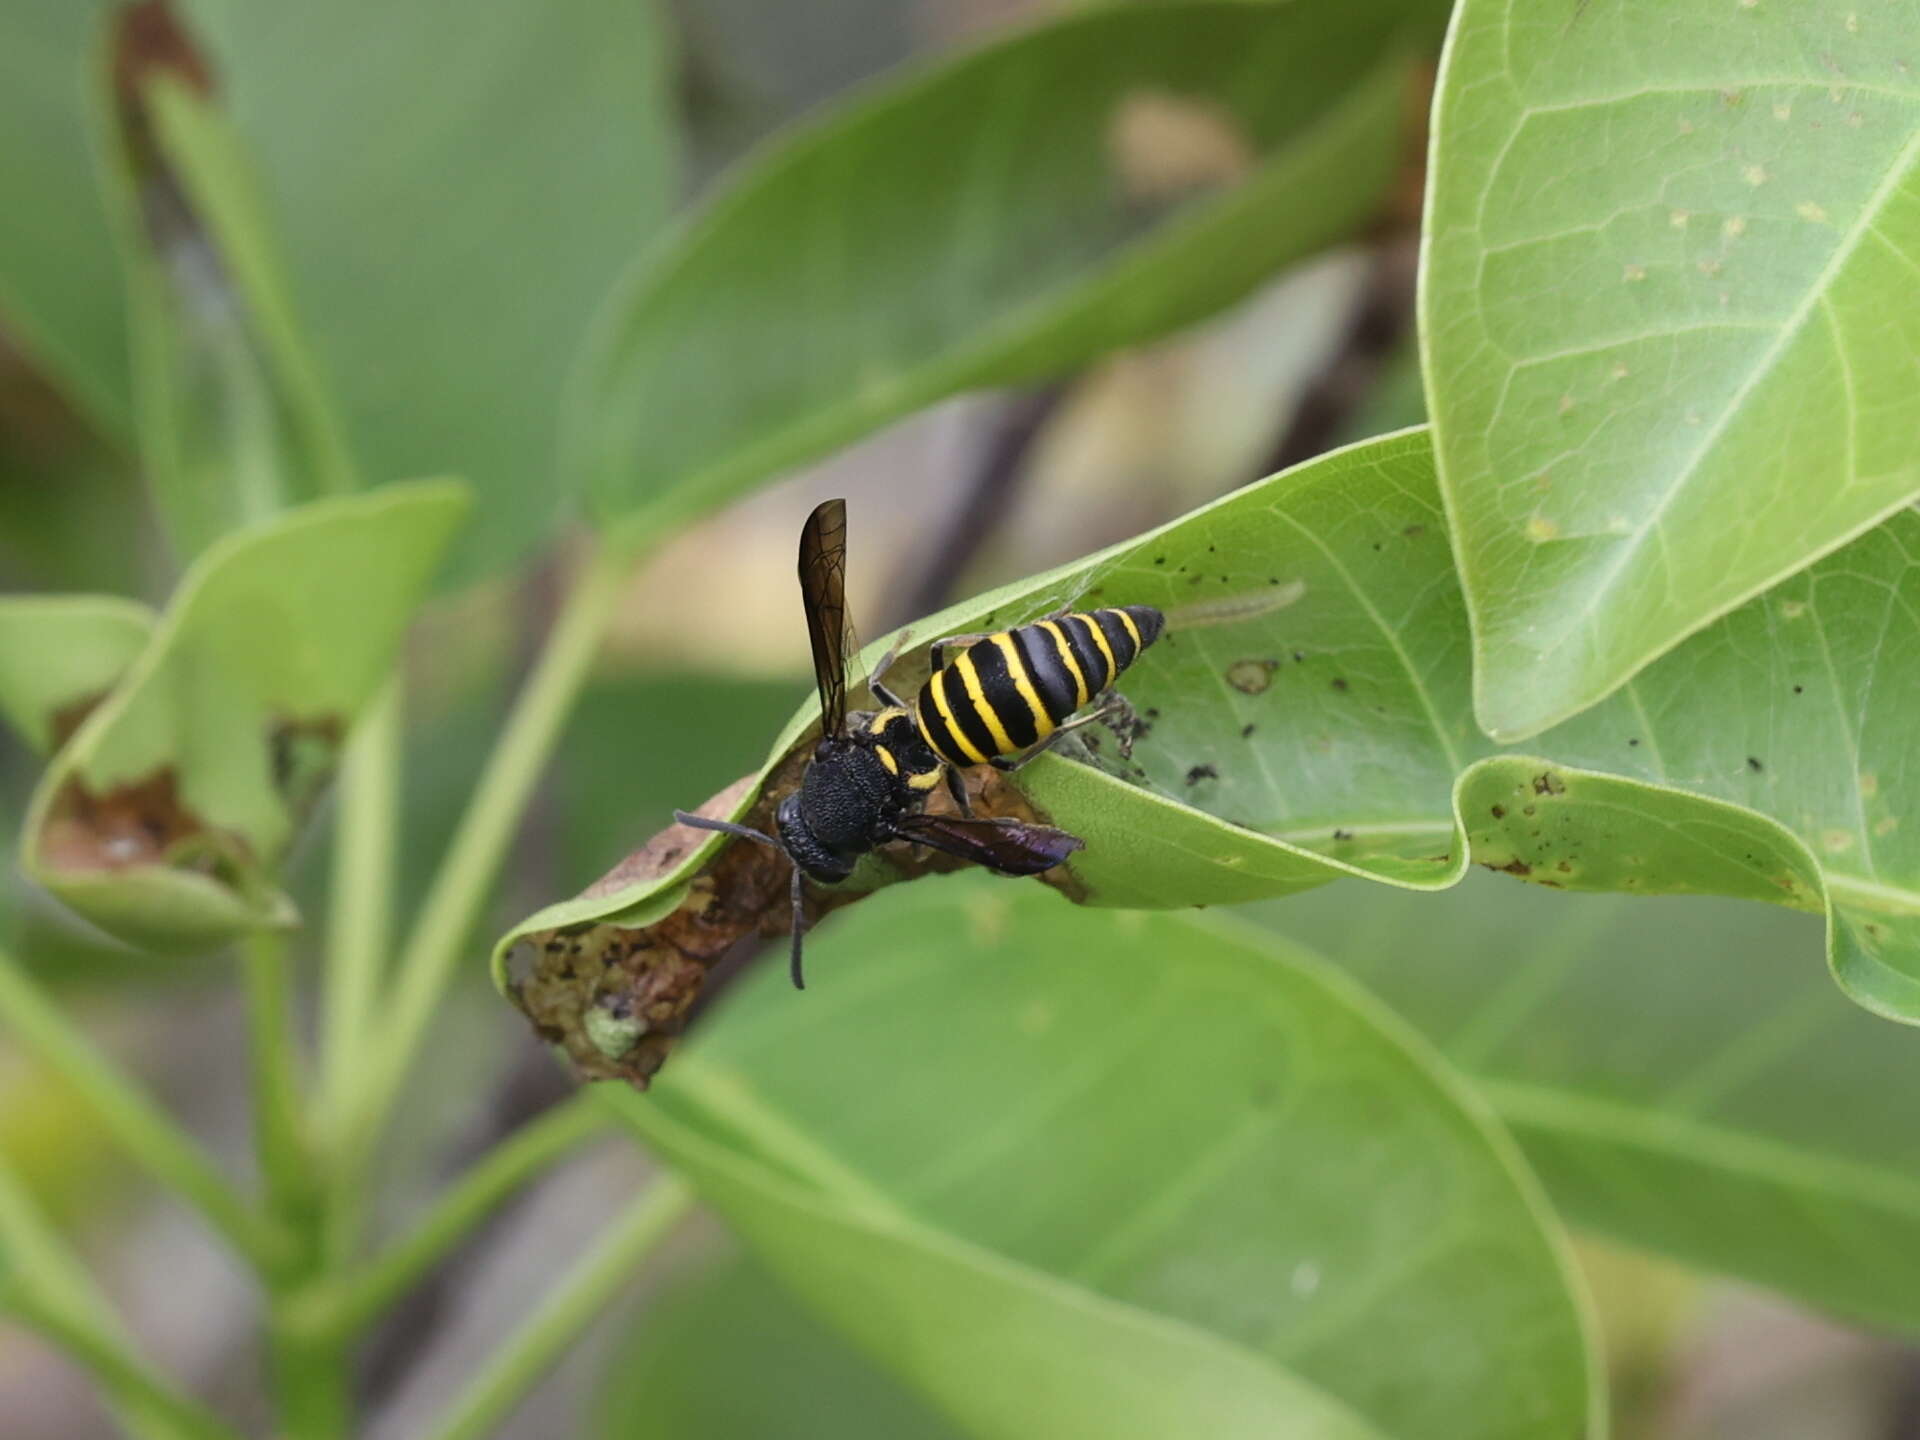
{"left": 788, "top": 864, "right": 808, "bottom": 991}
{"left": 943, "top": 765, "right": 974, "bottom": 816}
{"left": 674, "top": 810, "right": 779, "bottom": 849}
{"left": 929, "top": 632, "right": 994, "bottom": 671}
{"left": 868, "top": 644, "right": 908, "bottom": 708}
{"left": 990, "top": 693, "right": 1138, "bottom": 772}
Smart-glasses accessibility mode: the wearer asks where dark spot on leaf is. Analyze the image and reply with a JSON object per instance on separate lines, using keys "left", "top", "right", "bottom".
{"left": 1746, "top": 756, "right": 1763, "bottom": 772}
{"left": 1531, "top": 771, "right": 1566, "bottom": 796}
{"left": 1226, "top": 659, "right": 1279, "bottom": 694}
{"left": 1628, "top": 738, "right": 1639, "bottom": 746}
{"left": 1490, "top": 805, "right": 1506, "bottom": 819}
{"left": 1556, "top": 860, "right": 1572, "bottom": 873}
{"left": 1145, "top": 708, "right": 1160, "bottom": 719}
{"left": 1185, "top": 764, "right": 1218, "bottom": 785}
{"left": 1240, "top": 723, "right": 1256, "bottom": 738}
{"left": 1291, "top": 650, "right": 1305, "bottom": 663}
{"left": 1331, "top": 678, "right": 1349, "bottom": 692}
{"left": 1792, "top": 684, "right": 1804, "bottom": 694}
{"left": 1189, "top": 573, "right": 1206, "bottom": 585}
{"left": 1403, "top": 524, "right": 1425, "bottom": 537}
{"left": 1153, "top": 555, "right": 1166, "bottom": 565}
{"left": 1332, "top": 828, "right": 1354, "bottom": 841}
{"left": 1522, "top": 805, "right": 1536, "bottom": 817}
{"left": 1494, "top": 859, "right": 1531, "bottom": 876}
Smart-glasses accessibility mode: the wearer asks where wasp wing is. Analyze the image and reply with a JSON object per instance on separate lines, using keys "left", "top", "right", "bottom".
{"left": 892, "top": 813, "right": 1084, "bottom": 875}
{"left": 798, "top": 498, "right": 853, "bottom": 739}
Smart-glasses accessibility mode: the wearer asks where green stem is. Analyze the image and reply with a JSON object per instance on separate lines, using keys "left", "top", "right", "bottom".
{"left": 0, "top": 1157, "right": 233, "bottom": 1440}
{"left": 322, "top": 674, "right": 401, "bottom": 1135}
{"left": 299, "top": 1092, "right": 614, "bottom": 1340}
{"left": 266, "top": 1313, "right": 351, "bottom": 1440}
{"left": 242, "top": 930, "right": 316, "bottom": 1234}
{"left": 343, "top": 533, "right": 640, "bottom": 1160}
{"left": 423, "top": 1175, "right": 694, "bottom": 1440}
{"left": 0, "top": 947, "right": 282, "bottom": 1269}
{"left": 4, "top": 1283, "right": 243, "bottom": 1440}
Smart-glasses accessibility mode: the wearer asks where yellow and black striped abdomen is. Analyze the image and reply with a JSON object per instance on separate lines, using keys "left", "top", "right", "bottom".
{"left": 914, "top": 606, "right": 1164, "bottom": 768}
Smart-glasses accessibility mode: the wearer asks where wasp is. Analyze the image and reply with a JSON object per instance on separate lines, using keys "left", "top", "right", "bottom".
{"left": 677, "top": 499, "right": 1164, "bottom": 989}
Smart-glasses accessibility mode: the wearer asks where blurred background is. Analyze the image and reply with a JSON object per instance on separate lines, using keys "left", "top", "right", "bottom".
{"left": 2, "top": 1, "right": 1917, "bottom": 1436}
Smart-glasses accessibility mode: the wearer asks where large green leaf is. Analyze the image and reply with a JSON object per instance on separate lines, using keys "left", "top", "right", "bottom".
{"left": 0, "top": 597, "right": 153, "bottom": 757}
{"left": 1269, "top": 874, "right": 1920, "bottom": 1337}
{"left": 571, "top": 1, "right": 1418, "bottom": 535}
{"left": 501, "top": 427, "right": 1920, "bottom": 1054}
{"left": 0, "top": 0, "right": 131, "bottom": 441}
{"left": 613, "top": 879, "right": 1597, "bottom": 1440}
{"left": 21, "top": 481, "right": 468, "bottom": 951}
{"left": 597, "top": 1250, "right": 966, "bottom": 1440}
{"left": 106, "top": 75, "right": 355, "bottom": 564}
{"left": 1422, "top": 0, "right": 1920, "bottom": 739}
{"left": 173, "top": 0, "right": 679, "bottom": 582}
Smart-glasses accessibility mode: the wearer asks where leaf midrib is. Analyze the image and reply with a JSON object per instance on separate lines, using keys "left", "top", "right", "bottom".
{"left": 1482, "top": 1077, "right": 1920, "bottom": 1219}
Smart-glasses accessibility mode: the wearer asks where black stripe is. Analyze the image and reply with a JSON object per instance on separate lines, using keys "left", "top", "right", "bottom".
{"left": 1061, "top": 614, "right": 1113, "bottom": 694}
{"left": 968, "top": 638, "right": 1040, "bottom": 750}
{"left": 945, "top": 659, "right": 1004, "bottom": 762}
{"left": 1012, "top": 624, "right": 1080, "bottom": 723}
{"left": 1123, "top": 605, "right": 1165, "bottom": 651}
{"left": 914, "top": 672, "right": 975, "bottom": 767}
{"left": 1095, "top": 608, "right": 1139, "bottom": 671}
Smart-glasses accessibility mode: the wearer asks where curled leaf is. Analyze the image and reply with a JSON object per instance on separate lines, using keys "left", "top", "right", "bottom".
{"left": 22, "top": 481, "right": 468, "bottom": 951}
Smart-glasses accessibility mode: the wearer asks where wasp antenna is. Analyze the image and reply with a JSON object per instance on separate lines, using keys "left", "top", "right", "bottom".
{"left": 674, "top": 810, "right": 779, "bottom": 849}
{"left": 788, "top": 864, "right": 808, "bottom": 990}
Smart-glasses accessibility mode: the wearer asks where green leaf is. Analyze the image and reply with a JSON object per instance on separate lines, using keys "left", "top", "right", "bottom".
{"left": 612, "top": 879, "right": 1597, "bottom": 1440}
{"left": 0, "top": 597, "right": 154, "bottom": 757}
{"left": 0, "top": 0, "right": 131, "bottom": 440}
{"left": 173, "top": 0, "right": 679, "bottom": 583}
{"left": 596, "top": 1250, "right": 967, "bottom": 1440}
{"left": 572, "top": 0, "right": 1417, "bottom": 535}
{"left": 500, "top": 427, "right": 1920, "bottom": 1036}
{"left": 1422, "top": 0, "right": 1920, "bottom": 739}
{"left": 21, "top": 481, "right": 469, "bottom": 951}
{"left": 1269, "top": 873, "right": 1920, "bottom": 1336}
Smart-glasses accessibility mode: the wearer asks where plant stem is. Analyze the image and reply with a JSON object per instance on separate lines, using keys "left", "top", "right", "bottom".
{"left": 343, "top": 533, "right": 639, "bottom": 1161}
{"left": 0, "top": 947, "right": 282, "bottom": 1269}
{"left": 4, "top": 1282, "right": 243, "bottom": 1440}
{"left": 299, "top": 1091, "right": 614, "bottom": 1339}
{"left": 0, "top": 1157, "right": 234, "bottom": 1440}
{"left": 422, "top": 1174, "right": 694, "bottom": 1440}
{"left": 322, "top": 674, "right": 402, "bottom": 1135}
{"left": 266, "top": 1312, "right": 351, "bottom": 1440}
{"left": 242, "top": 929, "right": 317, "bottom": 1237}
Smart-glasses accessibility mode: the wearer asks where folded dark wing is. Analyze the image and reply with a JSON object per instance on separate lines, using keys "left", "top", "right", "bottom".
{"left": 892, "top": 813, "right": 1083, "bottom": 875}
{"left": 797, "top": 498, "right": 852, "bottom": 738}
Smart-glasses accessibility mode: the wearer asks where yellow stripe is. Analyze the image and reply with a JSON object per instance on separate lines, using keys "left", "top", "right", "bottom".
{"left": 991, "top": 633, "right": 1053, "bottom": 739}
{"left": 1079, "top": 612, "right": 1116, "bottom": 680}
{"left": 925, "top": 672, "right": 988, "bottom": 765}
{"left": 1040, "top": 620, "right": 1089, "bottom": 709}
{"left": 870, "top": 706, "right": 908, "bottom": 730}
{"left": 1113, "top": 608, "right": 1141, "bottom": 651}
{"left": 907, "top": 768, "right": 942, "bottom": 791}
{"left": 954, "top": 650, "right": 1017, "bottom": 755}
{"left": 875, "top": 745, "right": 898, "bottom": 775}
